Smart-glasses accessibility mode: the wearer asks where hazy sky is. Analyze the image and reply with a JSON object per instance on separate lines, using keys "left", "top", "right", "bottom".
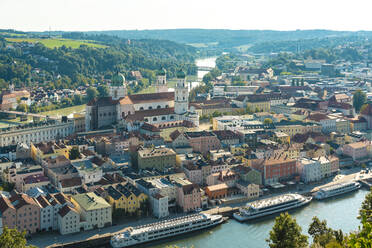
{"left": 1, "top": 0, "right": 372, "bottom": 32}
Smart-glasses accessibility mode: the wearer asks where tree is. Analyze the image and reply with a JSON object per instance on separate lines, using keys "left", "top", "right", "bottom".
{"left": 86, "top": 87, "right": 98, "bottom": 102}
{"left": 16, "top": 104, "right": 28, "bottom": 112}
{"left": 60, "top": 97, "right": 72, "bottom": 108}
{"left": 267, "top": 212, "right": 308, "bottom": 248}
{"left": 264, "top": 118, "right": 273, "bottom": 124}
{"left": 0, "top": 226, "right": 36, "bottom": 248}
{"left": 353, "top": 90, "right": 367, "bottom": 113}
{"left": 73, "top": 94, "right": 83, "bottom": 105}
{"left": 348, "top": 189, "right": 372, "bottom": 248}
{"left": 69, "top": 147, "right": 81, "bottom": 160}
{"left": 97, "top": 85, "right": 109, "bottom": 97}
{"left": 308, "top": 216, "right": 336, "bottom": 247}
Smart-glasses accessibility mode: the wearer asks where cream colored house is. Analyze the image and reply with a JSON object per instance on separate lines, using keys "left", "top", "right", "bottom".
{"left": 71, "top": 192, "right": 112, "bottom": 230}
{"left": 58, "top": 205, "right": 80, "bottom": 235}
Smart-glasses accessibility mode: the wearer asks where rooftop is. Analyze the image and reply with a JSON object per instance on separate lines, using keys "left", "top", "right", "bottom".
{"left": 72, "top": 192, "right": 110, "bottom": 211}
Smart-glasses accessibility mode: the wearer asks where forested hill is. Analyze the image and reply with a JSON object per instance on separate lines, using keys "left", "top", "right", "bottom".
{"left": 0, "top": 30, "right": 198, "bottom": 90}
{"left": 84, "top": 29, "right": 372, "bottom": 49}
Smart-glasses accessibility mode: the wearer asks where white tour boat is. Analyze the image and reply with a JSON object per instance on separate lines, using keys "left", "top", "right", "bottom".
{"left": 314, "top": 181, "right": 361, "bottom": 200}
{"left": 233, "top": 193, "right": 312, "bottom": 221}
{"left": 110, "top": 213, "right": 223, "bottom": 248}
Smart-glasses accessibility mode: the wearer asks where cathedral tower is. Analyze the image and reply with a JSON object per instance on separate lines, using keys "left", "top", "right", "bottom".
{"left": 109, "top": 72, "right": 127, "bottom": 100}
{"left": 155, "top": 68, "right": 168, "bottom": 93}
{"left": 174, "top": 70, "right": 189, "bottom": 115}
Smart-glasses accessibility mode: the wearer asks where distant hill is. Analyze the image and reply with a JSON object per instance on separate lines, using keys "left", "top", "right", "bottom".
{"left": 82, "top": 29, "right": 372, "bottom": 50}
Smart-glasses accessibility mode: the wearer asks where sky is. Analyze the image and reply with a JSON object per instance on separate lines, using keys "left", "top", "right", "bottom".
{"left": 1, "top": 0, "right": 372, "bottom": 32}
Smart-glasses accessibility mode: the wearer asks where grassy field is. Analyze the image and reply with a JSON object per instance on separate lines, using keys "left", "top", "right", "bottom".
{"left": 39, "top": 104, "right": 86, "bottom": 117}
{"left": 0, "top": 104, "right": 86, "bottom": 128}
{"left": 5, "top": 38, "right": 107, "bottom": 49}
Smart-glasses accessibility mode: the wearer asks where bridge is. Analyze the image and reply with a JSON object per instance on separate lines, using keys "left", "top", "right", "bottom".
{"left": 197, "top": 66, "right": 215, "bottom": 71}
{"left": 0, "top": 110, "right": 58, "bottom": 121}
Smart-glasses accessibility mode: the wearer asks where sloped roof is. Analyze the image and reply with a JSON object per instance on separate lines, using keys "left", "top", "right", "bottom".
{"left": 361, "top": 104, "right": 372, "bottom": 116}
{"left": 72, "top": 192, "right": 110, "bottom": 211}
{"left": 128, "top": 92, "right": 174, "bottom": 104}
{"left": 58, "top": 204, "right": 77, "bottom": 217}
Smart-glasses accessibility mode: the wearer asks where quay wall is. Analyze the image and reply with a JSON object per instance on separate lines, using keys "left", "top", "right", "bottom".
{"left": 47, "top": 233, "right": 112, "bottom": 248}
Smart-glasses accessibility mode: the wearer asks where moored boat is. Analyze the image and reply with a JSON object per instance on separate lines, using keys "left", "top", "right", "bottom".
{"left": 110, "top": 213, "right": 223, "bottom": 248}
{"left": 314, "top": 181, "right": 361, "bottom": 200}
{"left": 233, "top": 193, "right": 312, "bottom": 221}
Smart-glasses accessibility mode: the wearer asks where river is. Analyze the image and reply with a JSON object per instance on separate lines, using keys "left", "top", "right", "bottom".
{"left": 149, "top": 189, "right": 369, "bottom": 248}
{"left": 196, "top": 57, "right": 217, "bottom": 80}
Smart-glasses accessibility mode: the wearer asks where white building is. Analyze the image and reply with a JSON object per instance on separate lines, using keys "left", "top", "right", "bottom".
{"left": 0, "top": 120, "right": 74, "bottom": 147}
{"left": 71, "top": 159, "right": 103, "bottom": 185}
{"left": 58, "top": 205, "right": 80, "bottom": 235}
{"left": 313, "top": 156, "right": 332, "bottom": 178}
{"left": 151, "top": 194, "right": 169, "bottom": 218}
{"left": 35, "top": 195, "right": 54, "bottom": 231}
{"left": 297, "top": 158, "right": 322, "bottom": 183}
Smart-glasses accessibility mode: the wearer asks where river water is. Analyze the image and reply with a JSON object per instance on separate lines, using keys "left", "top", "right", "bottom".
{"left": 149, "top": 189, "right": 369, "bottom": 248}
{"left": 196, "top": 57, "right": 217, "bottom": 80}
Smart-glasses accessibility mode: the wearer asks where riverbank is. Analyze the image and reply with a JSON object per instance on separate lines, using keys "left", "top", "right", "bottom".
{"left": 29, "top": 167, "right": 369, "bottom": 248}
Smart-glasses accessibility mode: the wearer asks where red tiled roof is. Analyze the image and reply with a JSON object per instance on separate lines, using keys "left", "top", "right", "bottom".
{"left": 58, "top": 205, "right": 76, "bottom": 217}
{"left": 0, "top": 196, "right": 14, "bottom": 213}
{"left": 125, "top": 107, "right": 175, "bottom": 121}
{"left": 169, "top": 130, "right": 182, "bottom": 141}
{"left": 59, "top": 177, "right": 82, "bottom": 188}
{"left": 128, "top": 92, "right": 174, "bottom": 104}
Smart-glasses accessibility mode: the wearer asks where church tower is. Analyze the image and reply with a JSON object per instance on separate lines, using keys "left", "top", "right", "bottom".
{"left": 109, "top": 72, "right": 127, "bottom": 100}
{"left": 174, "top": 70, "right": 189, "bottom": 115}
{"left": 155, "top": 68, "right": 168, "bottom": 93}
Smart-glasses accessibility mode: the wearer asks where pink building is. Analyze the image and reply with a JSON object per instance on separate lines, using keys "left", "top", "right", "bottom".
{"left": 183, "top": 164, "right": 202, "bottom": 185}
{"left": 7, "top": 165, "right": 44, "bottom": 191}
{"left": 185, "top": 131, "right": 221, "bottom": 155}
{"left": 176, "top": 184, "right": 201, "bottom": 212}
{"left": 343, "top": 141, "right": 369, "bottom": 161}
{"left": 0, "top": 196, "right": 16, "bottom": 230}
{"left": 329, "top": 156, "right": 340, "bottom": 174}
{"left": 0, "top": 192, "right": 40, "bottom": 234}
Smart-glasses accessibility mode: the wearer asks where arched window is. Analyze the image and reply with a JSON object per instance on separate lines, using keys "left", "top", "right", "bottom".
{"left": 144, "top": 118, "right": 148, "bottom": 122}
{"left": 170, "top": 115, "right": 174, "bottom": 120}
{"left": 153, "top": 117, "right": 157, "bottom": 122}
{"left": 165, "top": 105, "right": 169, "bottom": 108}
{"left": 149, "top": 106, "right": 153, "bottom": 110}
{"left": 140, "top": 107, "right": 144, "bottom": 110}
{"left": 157, "top": 105, "right": 161, "bottom": 109}
{"left": 162, "top": 116, "right": 166, "bottom": 120}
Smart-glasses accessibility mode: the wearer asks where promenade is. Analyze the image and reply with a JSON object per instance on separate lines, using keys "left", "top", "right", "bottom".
{"left": 29, "top": 166, "right": 371, "bottom": 248}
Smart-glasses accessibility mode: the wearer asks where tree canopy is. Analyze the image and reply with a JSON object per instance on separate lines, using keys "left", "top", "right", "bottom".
{"left": 266, "top": 212, "right": 308, "bottom": 248}
{"left": 0, "top": 226, "right": 36, "bottom": 248}
{"left": 353, "top": 90, "right": 367, "bottom": 113}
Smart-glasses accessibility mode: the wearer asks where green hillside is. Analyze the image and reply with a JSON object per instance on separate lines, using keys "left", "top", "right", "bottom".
{"left": 5, "top": 37, "right": 107, "bottom": 49}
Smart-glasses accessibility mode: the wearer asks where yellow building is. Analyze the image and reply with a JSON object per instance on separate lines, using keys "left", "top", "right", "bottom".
{"left": 105, "top": 184, "right": 148, "bottom": 214}
{"left": 246, "top": 100, "right": 270, "bottom": 113}
{"left": 274, "top": 132, "right": 290, "bottom": 144}
{"left": 275, "top": 121, "right": 321, "bottom": 137}
{"left": 31, "top": 142, "right": 71, "bottom": 163}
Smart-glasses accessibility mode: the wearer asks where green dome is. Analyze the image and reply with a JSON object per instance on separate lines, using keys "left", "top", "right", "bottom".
{"left": 156, "top": 68, "right": 167, "bottom": 76}
{"left": 176, "top": 70, "right": 186, "bottom": 79}
{"left": 111, "top": 72, "right": 125, "bottom": 86}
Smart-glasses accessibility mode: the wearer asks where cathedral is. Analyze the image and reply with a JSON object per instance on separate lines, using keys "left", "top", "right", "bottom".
{"left": 85, "top": 70, "right": 199, "bottom": 131}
